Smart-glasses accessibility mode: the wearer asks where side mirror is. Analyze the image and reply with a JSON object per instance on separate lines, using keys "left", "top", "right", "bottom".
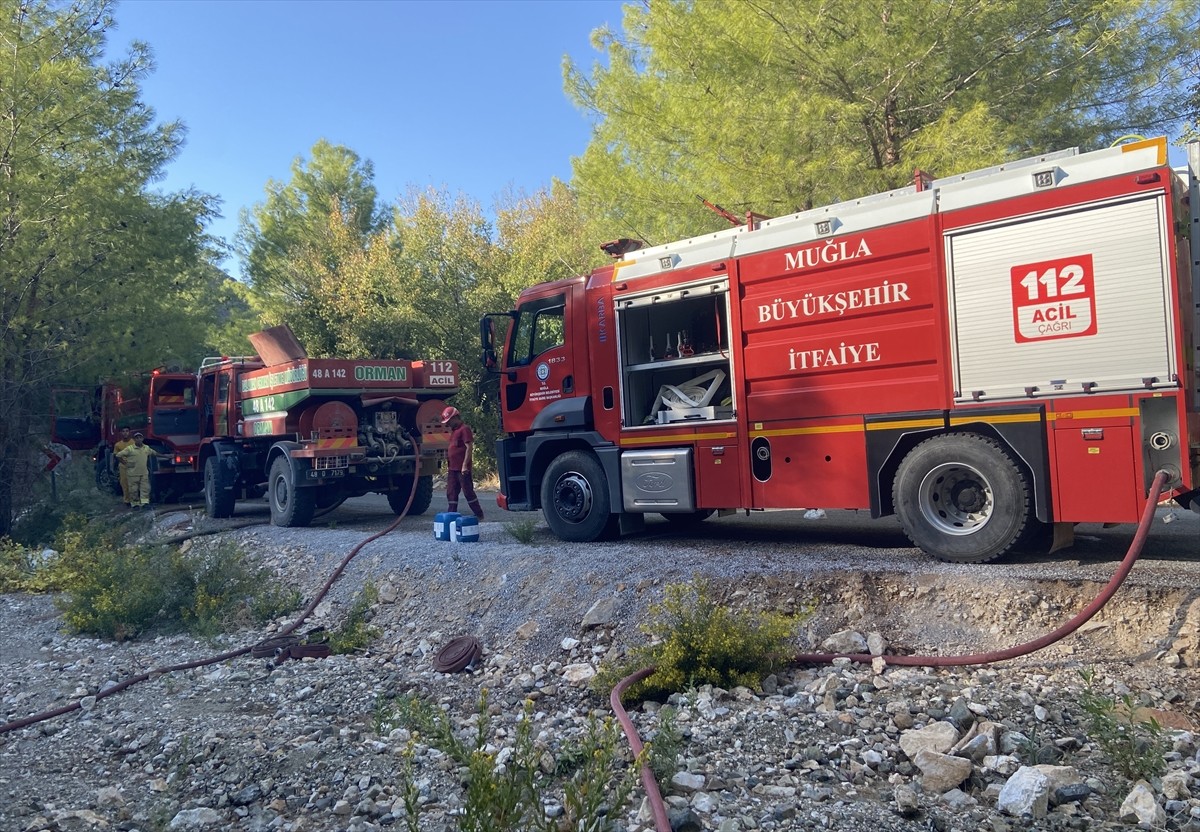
{"left": 479, "top": 317, "right": 498, "bottom": 372}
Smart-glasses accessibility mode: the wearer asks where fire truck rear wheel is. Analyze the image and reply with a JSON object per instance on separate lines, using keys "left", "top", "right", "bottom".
{"left": 269, "top": 456, "right": 316, "bottom": 528}
{"left": 541, "top": 451, "right": 612, "bottom": 542}
{"left": 388, "top": 475, "right": 433, "bottom": 516}
{"left": 893, "top": 433, "right": 1034, "bottom": 564}
{"left": 204, "top": 457, "right": 236, "bottom": 518}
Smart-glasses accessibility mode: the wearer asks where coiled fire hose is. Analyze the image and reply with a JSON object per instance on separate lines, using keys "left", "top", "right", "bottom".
{"left": 0, "top": 462, "right": 423, "bottom": 736}
{"left": 610, "top": 470, "right": 1172, "bottom": 832}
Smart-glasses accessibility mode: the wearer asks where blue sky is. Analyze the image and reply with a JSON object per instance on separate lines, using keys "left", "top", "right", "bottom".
{"left": 107, "top": 0, "right": 626, "bottom": 274}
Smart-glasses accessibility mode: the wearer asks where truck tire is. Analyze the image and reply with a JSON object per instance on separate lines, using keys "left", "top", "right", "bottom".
{"left": 388, "top": 475, "right": 433, "bottom": 516}
{"left": 95, "top": 451, "right": 121, "bottom": 496}
{"left": 541, "top": 451, "right": 612, "bottom": 542}
{"left": 205, "top": 456, "right": 236, "bottom": 519}
{"left": 893, "top": 433, "right": 1035, "bottom": 564}
{"left": 269, "top": 456, "right": 316, "bottom": 528}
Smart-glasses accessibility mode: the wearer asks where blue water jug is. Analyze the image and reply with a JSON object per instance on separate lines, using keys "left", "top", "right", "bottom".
{"left": 434, "top": 512, "right": 461, "bottom": 541}
{"left": 452, "top": 515, "right": 479, "bottom": 543}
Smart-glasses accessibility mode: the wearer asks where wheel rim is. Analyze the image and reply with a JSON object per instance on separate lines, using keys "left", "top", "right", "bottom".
{"left": 917, "top": 462, "right": 993, "bottom": 536}
{"left": 552, "top": 471, "right": 593, "bottom": 524}
{"left": 274, "top": 473, "right": 289, "bottom": 511}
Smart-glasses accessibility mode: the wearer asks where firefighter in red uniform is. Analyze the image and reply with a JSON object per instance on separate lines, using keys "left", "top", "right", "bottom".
{"left": 442, "top": 406, "right": 484, "bottom": 520}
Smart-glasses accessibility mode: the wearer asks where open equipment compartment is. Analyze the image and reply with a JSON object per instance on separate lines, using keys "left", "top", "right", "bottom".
{"left": 615, "top": 277, "right": 735, "bottom": 427}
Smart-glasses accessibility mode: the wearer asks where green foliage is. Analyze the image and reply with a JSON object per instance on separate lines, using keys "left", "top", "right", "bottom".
{"left": 595, "top": 579, "right": 801, "bottom": 702}
{"left": 379, "top": 692, "right": 639, "bottom": 832}
{"left": 0, "top": 0, "right": 231, "bottom": 536}
{"left": 503, "top": 518, "right": 539, "bottom": 544}
{"left": 237, "top": 139, "right": 383, "bottom": 356}
{"left": 51, "top": 517, "right": 296, "bottom": 640}
{"left": 327, "top": 581, "right": 380, "bottom": 654}
{"left": 565, "top": 0, "right": 1198, "bottom": 246}
{"left": 0, "top": 538, "right": 51, "bottom": 593}
{"left": 646, "top": 705, "right": 683, "bottom": 791}
{"left": 249, "top": 585, "right": 304, "bottom": 624}
{"left": 55, "top": 531, "right": 184, "bottom": 641}
{"left": 1078, "top": 669, "right": 1169, "bottom": 782}
{"left": 9, "top": 461, "right": 117, "bottom": 549}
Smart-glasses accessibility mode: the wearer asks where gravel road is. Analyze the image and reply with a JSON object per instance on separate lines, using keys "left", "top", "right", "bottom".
{"left": 1, "top": 491, "right": 1197, "bottom": 832}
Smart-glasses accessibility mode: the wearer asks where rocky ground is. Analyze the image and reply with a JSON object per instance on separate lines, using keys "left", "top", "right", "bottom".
{"left": 1, "top": 494, "right": 1198, "bottom": 832}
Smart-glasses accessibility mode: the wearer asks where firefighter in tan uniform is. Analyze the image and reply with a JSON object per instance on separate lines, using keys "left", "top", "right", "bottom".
{"left": 115, "top": 432, "right": 156, "bottom": 509}
{"left": 112, "top": 427, "right": 135, "bottom": 506}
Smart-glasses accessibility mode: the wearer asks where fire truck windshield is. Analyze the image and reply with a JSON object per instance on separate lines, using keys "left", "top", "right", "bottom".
{"left": 509, "top": 295, "right": 565, "bottom": 366}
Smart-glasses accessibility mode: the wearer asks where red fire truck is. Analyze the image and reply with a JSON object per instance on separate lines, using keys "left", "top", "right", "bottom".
{"left": 51, "top": 370, "right": 200, "bottom": 499}
{"left": 482, "top": 137, "right": 1199, "bottom": 563}
{"left": 53, "top": 325, "right": 460, "bottom": 525}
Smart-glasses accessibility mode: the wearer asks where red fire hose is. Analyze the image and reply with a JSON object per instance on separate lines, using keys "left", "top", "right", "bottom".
{"left": 611, "top": 470, "right": 1171, "bottom": 832}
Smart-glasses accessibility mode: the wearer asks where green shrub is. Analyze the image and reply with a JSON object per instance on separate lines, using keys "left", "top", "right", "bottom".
{"left": 10, "top": 462, "right": 115, "bottom": 548}
{"left": 503, "top": 518, "right": 539, "bottom": 544}
{"left": 52, "top": 516, "right": 298, "bottom": 640}
{"left": 594, "top": 579, "right": 803, "bottom": 702}
{"left": 327, "top": 582, "right": 380, "bottom": 654}
{"left": 0, "top": 537, "right": 55, "bottom": 593}
{"left": 379, "top": 691, "right": 639, "bottom": 832}
{"left": 176, "top": 541, "right": 300, "bottom": 638}
{"left": 249, "top": 584, "right": 304, "bottom": 625}
{"left": 1078, "top": 669, "right": 1168, "bottom": 782}
{"left": 647, "top": 705, "right": 683, "bottom": 790}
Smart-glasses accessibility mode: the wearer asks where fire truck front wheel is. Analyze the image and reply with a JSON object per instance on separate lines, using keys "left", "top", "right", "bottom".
{"left": 269, "top": 457, "right": 316, "bottom": 528}
{"left": 95, "top": 451, "right": 121, "bottom": 496}
{"left": 893, "top": 434, "right": 1035, "bottom": 564}
{"left": 204, "top": 457, "right": 236, "bottom": 518}
{"left": 541, "top": 451, "right": 612, "bottom": 542}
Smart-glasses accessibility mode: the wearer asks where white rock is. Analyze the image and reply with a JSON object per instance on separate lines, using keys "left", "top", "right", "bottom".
{"left": 900, "top": 721, "right": 959, "bottom": 759}
{"left": 1119, "top": 783, "right": 1165, "bottom": 827}
{"left": 96, "top": 786, "right": 125, "bottom": 807}
{"left": 560, "top": 637, "right": 580, "bottom": 650}
{"left": 671, "top": 771, "right": 706, "bottom": 793}
{"left": 997, "top": 766, "right": 1050, "bottom": 819}
{"left": 168, "top": 807, "right": 223, "bottom": 829}
{"left": 1033, "top": 764, "right": 1083, "bottom": 794}
{"left": 581, "top": 597, "right": 616, "bottom": 629}
{"left": 914, "top": 748, "right": 973, "bottom": 793}
{"left": 821, "top": 629, "right": 868, "bottom": 654}
{"left": 561, "top": 663, "right": 596, "bottom": 684}
{"left": 866, "top": 632, "right": 888, "bottom": 656}
{"left": 1162, "top": 770, "right": 1191, "bottom": 800}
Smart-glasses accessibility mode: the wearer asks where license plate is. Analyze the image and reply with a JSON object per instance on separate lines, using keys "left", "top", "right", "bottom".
{"left": 307, "top": 468, "right": 346, "bottom": 479}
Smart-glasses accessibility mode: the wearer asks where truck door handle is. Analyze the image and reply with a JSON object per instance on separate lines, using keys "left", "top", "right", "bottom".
{"left": 563, "top": 375, "right": 574, "bottom": 393}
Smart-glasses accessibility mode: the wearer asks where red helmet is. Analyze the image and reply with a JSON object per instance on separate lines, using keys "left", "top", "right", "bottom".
{"left": 440, "top": 406, "right": 460, "bottom": 424}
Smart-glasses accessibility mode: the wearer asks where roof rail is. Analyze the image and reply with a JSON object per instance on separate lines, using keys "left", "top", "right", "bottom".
{"left": 199, "top": 356, "right": 259, "bottom": 369}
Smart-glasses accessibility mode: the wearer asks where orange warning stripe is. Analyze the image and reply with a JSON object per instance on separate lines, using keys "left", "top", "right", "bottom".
{"left": 315, "top": 437, "right": 358, "bottom": 449}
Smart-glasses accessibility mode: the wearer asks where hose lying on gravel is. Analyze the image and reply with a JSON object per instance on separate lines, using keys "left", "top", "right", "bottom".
{"left": 611, "top": 470, "right": 1172, "bottom": 832}
{"left": 793, "top": 470, "right": 1170, "bottom": 668}
{"left": 611, "top": 666, "right": 671, "bottom": 832}
{"left": 0, "top": 458, "right": 423, "bottom": 736}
